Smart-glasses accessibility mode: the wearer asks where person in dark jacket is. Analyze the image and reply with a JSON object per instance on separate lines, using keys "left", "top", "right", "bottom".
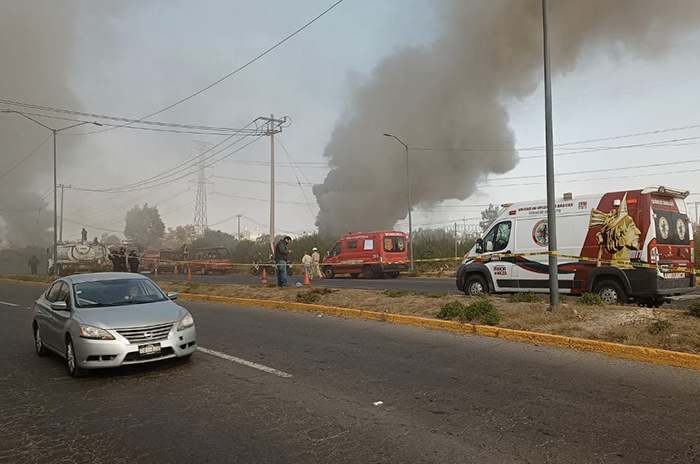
{"left": 81, "top": 228, "right": 88, "bottom": 243}
{"left": 118, "top": 247, "right": 128, "bottom": 272}
{"left": 108, "top": 248, "right": 120, "bottom": 272}
{"left": 28, "top": 255, "right": 39, "bottom": 275}
{"left": 128, "top": 250, "right": 140, "bottom": 273}
{"left": 274, "top": 236, "right": 292, "bottom": 287}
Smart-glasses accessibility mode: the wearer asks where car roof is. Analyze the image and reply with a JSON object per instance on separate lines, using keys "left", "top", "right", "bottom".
{"left": 64, "top": 272, "right": 151, "bottom": 284}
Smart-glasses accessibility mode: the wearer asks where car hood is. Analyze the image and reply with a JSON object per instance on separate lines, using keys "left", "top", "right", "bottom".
{"left": 74, "top": 300, "right": 187, "bottom": 329}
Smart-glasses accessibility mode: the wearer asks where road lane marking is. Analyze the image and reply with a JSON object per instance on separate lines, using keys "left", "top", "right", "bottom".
{"left": 197, "top": 347, "right": 293, "bottom": 378}
{"left": 0, "top": 301, "right": 19, "bottom": 307}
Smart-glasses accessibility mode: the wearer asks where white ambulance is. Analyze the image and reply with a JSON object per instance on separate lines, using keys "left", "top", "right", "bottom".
{"left": 456, "top": 186, "right": 695, "bottom": 306}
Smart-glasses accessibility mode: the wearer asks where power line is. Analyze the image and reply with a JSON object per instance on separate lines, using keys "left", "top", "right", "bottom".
{"left": 0, "top": 134, "right": 52, "bottom": 181}
{"left": 212, "top": 174, "right": 313, "bottom": 187}
{"left": 72, "top": 0, "right": 347, "bottom": 136}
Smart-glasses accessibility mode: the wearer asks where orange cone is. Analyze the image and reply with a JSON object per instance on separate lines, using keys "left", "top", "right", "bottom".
{"left": 303, "top": 268, "right": 311, "bottom": 286}
{"left": 261, "top": 268, "right": 268, "bottom": 284}
{"left": 186, "top": 265, "right": 192, "bottom": 282}
{"left": 174, "top": 265, "right": 179, "bottom": 275}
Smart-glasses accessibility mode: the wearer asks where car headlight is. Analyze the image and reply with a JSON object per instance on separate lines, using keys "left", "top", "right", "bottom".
{"left": 178, "top": 314, "right": 194, "bottom": 331}
{"left": 78, "top": 324, "right": 115, "bottom": 340}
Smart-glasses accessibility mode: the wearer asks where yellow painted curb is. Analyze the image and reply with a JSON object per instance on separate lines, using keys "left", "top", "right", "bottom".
{"left": 3, "top": 277, "right": 700, "bottom": 371}
{"left": 0, "top": 277, "right": 50, "bottom": 288}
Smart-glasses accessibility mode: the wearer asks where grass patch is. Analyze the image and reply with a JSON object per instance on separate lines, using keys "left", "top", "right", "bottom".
{"left": 508, "top": 292, "right": 541, "bottom": 303}
{"left": 648, "top": 320, "right": 672, "bottom": 335}
{"left": 459, "top": 299, "right": 501, "bottom": 326}
{"left": 437, "top": 301, "right": 465, "bottom": 320}
{"left": 688, "top": 301, "right": 700, "bottom": 318}
{"left": 579, "top": 293, "right": 604, "bottom": 306}
{"left": 383, "top": 289, "right": 449, "bottom": 299}
{"left": 297, "top": 292, "right": 321, "bottom": 304}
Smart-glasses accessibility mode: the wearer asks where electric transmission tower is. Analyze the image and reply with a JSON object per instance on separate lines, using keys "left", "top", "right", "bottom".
{"left": 192, "top": 141, "right": 213, "bottom": 236}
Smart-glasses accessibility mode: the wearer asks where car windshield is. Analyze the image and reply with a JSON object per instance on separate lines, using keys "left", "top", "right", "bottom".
{"left": 73, "top": 279, "right": 168, "bottom": 308}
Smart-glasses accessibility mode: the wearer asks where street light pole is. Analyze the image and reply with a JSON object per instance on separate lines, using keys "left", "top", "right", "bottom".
{"left": 383, "top": 133, "right": 415, "bottom": 272}
{"left": 1, "top": 110, "right": 101, "bottom": 276}
{"left": 542, "top": 0, "right": 559, "bottom": 308}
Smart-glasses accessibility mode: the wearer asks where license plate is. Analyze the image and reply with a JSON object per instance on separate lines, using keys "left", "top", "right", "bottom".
{"left": 138, "top": 343, "right": 161, "bottom": 355}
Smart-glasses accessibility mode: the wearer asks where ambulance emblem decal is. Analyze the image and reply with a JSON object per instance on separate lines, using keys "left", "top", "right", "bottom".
{"left": 532, "top": 220, "right": 548, "bottom": 247}
{"left": 676, "top": 218, "right": 687, "bottom": 241}
{"left": 659, "top": 216, "right": 670, "bottom": 240}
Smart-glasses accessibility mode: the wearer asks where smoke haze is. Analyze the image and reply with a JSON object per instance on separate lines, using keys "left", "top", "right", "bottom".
{"left": 313, "top": 0, "right": 700, "bottom": 239}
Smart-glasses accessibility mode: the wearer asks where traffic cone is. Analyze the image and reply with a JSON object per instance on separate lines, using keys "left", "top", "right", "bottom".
{"left": 303, "top": 268, "right": 310, "bottom": 286}
{"left": 186, "top": 265, "right": 192, "bottom": 282}
{"left": 261, "top": 268, "right": 268, "bottom": 284}
{"left": 174, "top": 265, "right": 179, "bottom": 275}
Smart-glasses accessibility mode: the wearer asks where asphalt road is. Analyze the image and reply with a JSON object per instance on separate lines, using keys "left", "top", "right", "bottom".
{"left": 2, "top": 281, "right": 700, "bottom": 463}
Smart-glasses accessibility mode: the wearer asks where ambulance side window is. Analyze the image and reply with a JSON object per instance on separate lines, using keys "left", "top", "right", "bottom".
{"left": 483, "top": 221, "right": 512, "bottom": 253}
{"left": 331, "top": 243, "right": 342, "bottom": 257}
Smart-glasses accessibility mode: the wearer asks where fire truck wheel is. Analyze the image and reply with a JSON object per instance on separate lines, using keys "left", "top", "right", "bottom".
{"left": 464, "top": 274, "right": 488, "bottom": 296}
{"left": 251, "top": 266, "right": 260, "bottom": 276}
{"left": 362, "top": 265, "right": 374, "bottom": 279}
{"left": 350, "top": 273, "right": 359, "bottom": 278}
{"left": 593, "top": 279, "right": 627, "bottom": 305}
{"left": 323, "top": 266, "right": 334, "bottom": 279}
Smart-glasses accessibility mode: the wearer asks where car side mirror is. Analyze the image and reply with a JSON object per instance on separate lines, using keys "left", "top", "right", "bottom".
{"left": 475, "top": 238, "right": 484, "bottom": 254}
{"left": 50, "top": 301, "right": 69, "bottom": 311}
{"left": 167, "top": 292, "right": 178, "bottom": 301}
{"left": 486, "top": 241, "right": 494, "bottom": 252}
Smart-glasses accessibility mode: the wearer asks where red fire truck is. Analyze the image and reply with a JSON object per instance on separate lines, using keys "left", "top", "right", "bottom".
{"left": 322, "top": 231, "right": 408, "bottom": 279}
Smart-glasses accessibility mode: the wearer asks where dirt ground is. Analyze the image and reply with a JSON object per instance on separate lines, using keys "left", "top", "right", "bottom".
{"left": 5, "top": 274, "right": 699, "bottom": 355}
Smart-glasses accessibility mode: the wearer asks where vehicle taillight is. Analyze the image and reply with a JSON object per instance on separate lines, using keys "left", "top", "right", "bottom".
{"left": 691, "top": 240, "right": 695, "bottom": 264}
{"left": 648, "top": 238, "right": 658, "bottom": 265}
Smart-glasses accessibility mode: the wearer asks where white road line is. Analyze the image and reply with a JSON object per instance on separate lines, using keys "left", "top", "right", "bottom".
{"left": 197, "top": 347, "right": 293, "bottom": 378}
{"left": 0, "top": 301, "right": 19, "bottom": 307}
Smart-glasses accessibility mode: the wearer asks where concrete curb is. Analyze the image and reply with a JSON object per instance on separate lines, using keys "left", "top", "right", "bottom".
{"left": 3, "top": 277, "right": 699, "bottom": 371}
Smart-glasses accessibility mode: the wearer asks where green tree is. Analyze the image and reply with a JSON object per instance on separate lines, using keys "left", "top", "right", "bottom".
{"left": 479, "top": 204, "right": 500, "bottom": 232}
{"left": 190, "top": 228, "right": 239, "bottom": 253}
{"left": 162, "top": 225, "right": 198, "bottom": 249}
{"left": 124, "top": 203, "right": 165, "bottom": 248}
{"left": 100, "top": 233, "right": 122, "bottom": 246}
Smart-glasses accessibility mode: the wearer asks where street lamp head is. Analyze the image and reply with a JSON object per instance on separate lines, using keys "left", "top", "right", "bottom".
{"left": 382, "top": 133, "right": 393, "bottom": 138}
{"left": 1, "top": 109, "right": 14, "bottom": 114}
{"left": 92, "top": 121, "right": 103, "bottom": 127}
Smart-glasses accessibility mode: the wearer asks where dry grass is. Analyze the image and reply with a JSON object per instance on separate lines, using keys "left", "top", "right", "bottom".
{"left": 157, "top": 280, "right": 700, "bottom": 355}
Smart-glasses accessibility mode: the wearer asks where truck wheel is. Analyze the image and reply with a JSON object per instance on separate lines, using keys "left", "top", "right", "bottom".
{"left": 323, "top": 267, "right": 334, "bottom": 279}
{"left": 251, "top": 266, "right": 260, "bottom": 276}
{"left": 593, "top": 279, "right": 627, "bottom": 305}
{"left": 464, "top": 274, "right": 488, "bottom": 296}
{"left": 362, "top": 265, "right": 374, "bottom": 279}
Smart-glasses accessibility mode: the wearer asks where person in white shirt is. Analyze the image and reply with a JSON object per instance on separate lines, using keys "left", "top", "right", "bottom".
{"left": 302, "top": 251, "right": 313, "bottom": 280}
{"left": 311, "top": 247, "right": 323, "bottom": 279}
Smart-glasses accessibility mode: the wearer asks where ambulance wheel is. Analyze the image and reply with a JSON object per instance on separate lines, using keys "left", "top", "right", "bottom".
{"left": 593, "top": 279, "right": 627, "bottom": 305}
{"left": 362, "top": 265, "right": 374, "bottom": 279}
{"left": 350, "top": 273, "right": 359, "bottom": 278}
{"left": 323, "top": 267, "right": 334, "bottom": 279}
{"left": 464, "top": 274, "right": 488, "bottom": 296}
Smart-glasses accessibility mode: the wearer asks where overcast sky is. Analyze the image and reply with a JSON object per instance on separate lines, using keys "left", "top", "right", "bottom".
{"left": 2, "top": 0, "right": 700, "bottom": 246}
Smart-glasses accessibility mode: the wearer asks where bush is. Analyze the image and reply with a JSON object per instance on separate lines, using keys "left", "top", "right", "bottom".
{"left": 648, "top": 320, "right": 672, "bottom": 335}
{"left": 688, "top": 301, "right": 700, "bottom": 318}
{"left": 579, "top": 293, "right": 604, "bottom": 306}
{"left": 482, "top": 308, "right": 501, "bottom": 326}
{"left": 508, "top": 292, "right": 540, "bottom": 303}
{"left": 437, "top": 300, "right": 465, "bottom": 320}
{"left": 266, "top": 283, "right": 278, "bottom": 288}
{"left": 474, "top": 292, "right": 490, "bottom": 300}
{"left": 460, "top": 299, "right": 496, "bottom": 323}
{"left": 297, "top": 292, "right": 321, "bottom": 304}
{"left": 184, "top": 282, "right": 200, "bottom": 293}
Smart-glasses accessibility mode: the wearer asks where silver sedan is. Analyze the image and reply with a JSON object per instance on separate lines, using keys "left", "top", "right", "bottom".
{"left": 32, "top": 272, "right": 196, "bottom": 377}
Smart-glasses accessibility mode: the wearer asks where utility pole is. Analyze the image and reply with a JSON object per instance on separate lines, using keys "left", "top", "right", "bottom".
{"left": 1, "top": 110, "right": 101, "bottom": 276}
{"left": 382, "top": 133, "right": 415, "bottom": 271}
{"left": 36, "top": 207, "right": 41, "bottom": 258}
{"left": 542, "top": 0, "right": 559, "bottom": 308}
{"left": 58, "top": 184, "right": 70, "bottom": 243}
{"left": 256, "top": 115, "right": 288, "bottom": 255}
{"left": 454, "top": 222, "right": 458, "bottom": 258}
{"left": 236, "top": 214, "right": 243, "bottom": 239}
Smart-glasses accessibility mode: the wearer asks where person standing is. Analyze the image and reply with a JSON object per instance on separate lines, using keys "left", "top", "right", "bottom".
{"left": 311, "top": 247, "right": 323, "bottom": 279}
{"left": 81, "top": 228, "right": 88, "bottom": 243}
{"left": 274, "top": 236, "right": 292, "bottom": 287}
{"left": 28, "top": 255, "right": 39, "bottom": 275}
{"left": 301, "top": 251, "right": 313, "bottom": 280}
{"left": 108, "top": 248, "right": 119, "bottom": 272}
{"left": 128, "top": 250, "right": 140, "bottom": 273}
{"left": 117, "top": 247, "right": 128, "bottom": 272}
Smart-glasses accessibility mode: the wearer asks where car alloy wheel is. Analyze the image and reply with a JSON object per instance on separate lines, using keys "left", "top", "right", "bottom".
{"left": 65, "top": 337, "right": 87, "bottom": 378}
{"left": 34, "top": 325, "right": 47, "bottom": 356}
